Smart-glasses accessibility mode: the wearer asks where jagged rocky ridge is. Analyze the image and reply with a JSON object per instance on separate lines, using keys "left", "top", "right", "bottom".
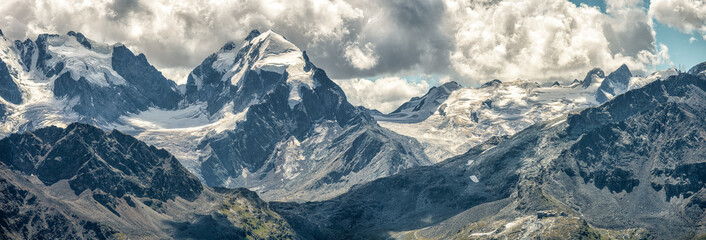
{"left": 9, "top": 32, "right": 180, "bottom": 124}
{"left": 0, "top": 123, "right": 297, "bottom": 239}
{"left": 0, "top": 29, "right": 430, "bottom": 202}
{"left": 271, "top": 70, "right": 706, "bottom": 239}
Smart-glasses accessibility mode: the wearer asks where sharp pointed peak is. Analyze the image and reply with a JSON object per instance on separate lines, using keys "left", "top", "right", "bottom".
{"left": 608, "top": 64, "right": 632, "bottom": 78}
{"left": 581, "top": 67, "right": 605, "bottom": 88}
{"left": 615, "top": 63, "right": 630, "bottom": 72}
{"left": 245, "top": 29, "right": 261, "bottom": 41}
{"left": 248, "top": 30, "right": 290, "bottom": 44}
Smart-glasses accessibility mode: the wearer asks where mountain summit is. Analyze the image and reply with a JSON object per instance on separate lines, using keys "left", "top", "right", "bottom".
{"left": 187, "top": 30, "right": 431, "bottom": 201}
{"left": 184, "top": 30, "right": 316, "bottom": 114}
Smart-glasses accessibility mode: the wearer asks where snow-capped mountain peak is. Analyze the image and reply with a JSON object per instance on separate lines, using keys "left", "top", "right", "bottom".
{"left": 596, "top": 64, "right": 632, "bottom": 102}
{"left": 0, "top": 30, "right": 182, "bottom": 133}
{"left": 374, "top": 81, "right": 462, "bottom": 123}
{"left": 689, "top": 61, "right": 706, "bottom": 76}
{"left": 480, "top": 79, "right": 502, "bottom": 88}
{"left": 580, "top": 68, "right": 605, "bottom": 88}
{"left": 40, "top": 32, "right": 127, "bottom": 87}
{"left": 213, "top": 29, "right": 312, "bottom": 88}
{"left": 187, "top": 29, "right": 316, "bottom": 111}
{"left": 628, "top": 67, "right": 679, "bottom": 91}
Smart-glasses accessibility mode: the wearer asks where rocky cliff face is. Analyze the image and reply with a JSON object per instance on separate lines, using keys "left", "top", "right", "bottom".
{"left": 0, "top": 58, "right": 22, "bottom": 105}
{"left": 272, "top": 70, "right": 706, "bottom": 239}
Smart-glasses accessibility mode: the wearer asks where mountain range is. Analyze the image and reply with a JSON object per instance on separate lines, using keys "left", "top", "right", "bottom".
{"left": 374, "top": 64, "right": 679, "bottom": 162}
{"left": 0, "top": 29, "right": 428, "bottom": 202}
{"left": 0, "top": 27, "right": 704, "bottom": 239}
{"left": 273, "top": 69, "right": 706, "bottom": 239}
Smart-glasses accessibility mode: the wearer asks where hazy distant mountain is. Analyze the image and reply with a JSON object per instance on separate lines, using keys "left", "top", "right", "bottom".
{"left": 272, "top": 68, "right": 706, "bottom": 239}
{"left": 0, "top": 123, "right": 297, "bottom": 239}
{"left": 371, "top": 81, "right": 462, "bottom": 123}
{"left": 374, "top": 65, "right": 678, "bottom": 162}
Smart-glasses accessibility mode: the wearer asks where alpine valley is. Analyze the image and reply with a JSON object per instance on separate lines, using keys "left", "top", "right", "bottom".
{"left": 0, "top": 27, "right": 705, "bottom": 239}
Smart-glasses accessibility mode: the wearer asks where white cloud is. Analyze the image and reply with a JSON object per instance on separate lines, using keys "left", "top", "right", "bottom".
{"left": 334, "top": 77, "right": 430, "bottom": 113}
{"left": 344, "top": 42, "right": 379, "bottom": 70}
{"left": 159, "top": 67, "right": 192, "bottom": 84}
{"left": 649, "top": 0, "right": 706, "bottom": 35}
{"left": 0, "top": 0, "right": 670, "bottom": 87}
{"left": 0, "top": 0, "right": 368, "bottom": 81}
{"left": 445, "top": 0, "right": 667, "bottom": 85}
{"left": 690, "top": 37, "right": 697, "bottom": 43}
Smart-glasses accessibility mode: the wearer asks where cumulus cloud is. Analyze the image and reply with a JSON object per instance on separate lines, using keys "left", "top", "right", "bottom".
{"left": 334, "top": 77, "right": 430, "bottom": 113}
{"left": 344, "top": 42, "right": 379, "bottom": 70}
{"left": 649, "top": 0, "right": 706, "bottom": 38}
{"left": 0, "top": 0, "right": 669, "bottom": 86}
{"left": 446, "top": 0, "right": 667, "bottom": 84}
{"left": 0, "top": 0, "right": 451, "bottom": 83}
